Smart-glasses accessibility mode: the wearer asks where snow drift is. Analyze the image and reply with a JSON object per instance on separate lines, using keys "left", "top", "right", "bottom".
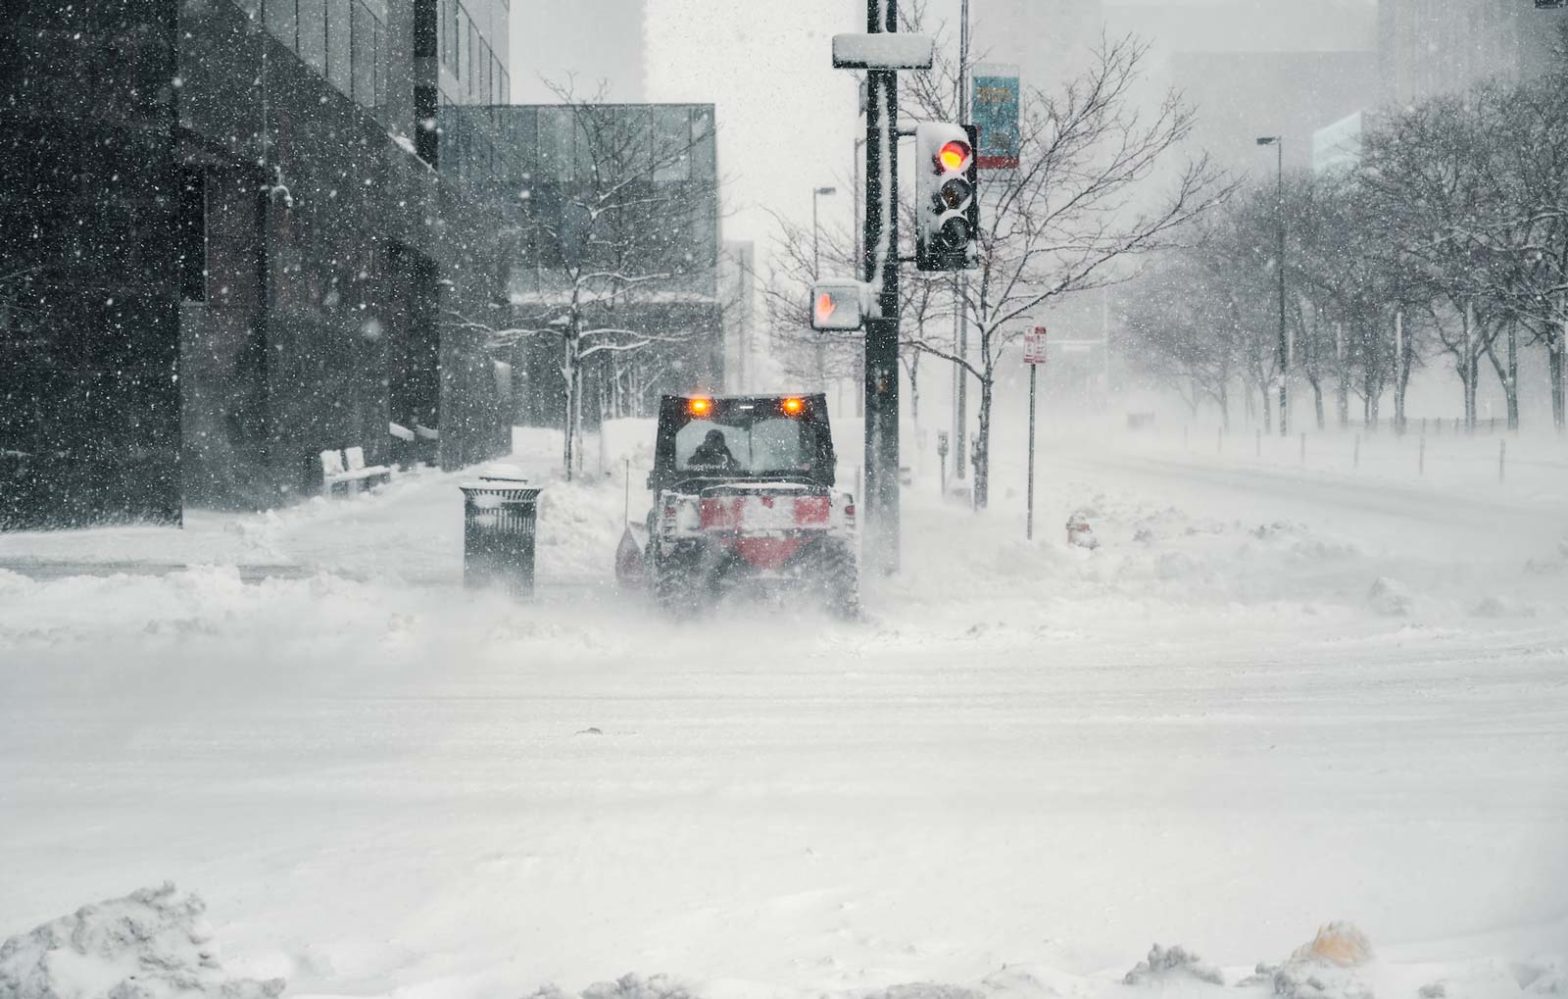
{"left": 0, "top": 884, "right": 283, "bottom": 999}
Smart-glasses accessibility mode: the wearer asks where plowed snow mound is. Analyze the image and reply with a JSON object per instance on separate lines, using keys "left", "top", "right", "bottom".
{"left": 1122, "top": 944, "right": 1224, "bottom": 986}
{"left": 1272, "top": 922, "right": 1375, "bottom": 999}
{"left": 0, "top": 883, "right": 283, "bottom": 999}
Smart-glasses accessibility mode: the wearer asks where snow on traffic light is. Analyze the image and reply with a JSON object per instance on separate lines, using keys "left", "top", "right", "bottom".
{"left": 916, "top": 123, "right": 980, "bottom": 273}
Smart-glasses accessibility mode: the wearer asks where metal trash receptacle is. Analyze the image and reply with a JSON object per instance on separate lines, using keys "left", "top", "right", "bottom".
{"left": 459, "top": 470, "right": 542, "bottom": 597}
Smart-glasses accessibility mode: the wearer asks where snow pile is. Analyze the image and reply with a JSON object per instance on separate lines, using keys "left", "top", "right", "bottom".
{"left": 528, "top": 974, "right": 696, "bottom": 999}
{"left": 1514, "top": 960, "right": 1567, "bottom": 995}
{"left": 1066, "top": 510, "right": 1100, "bottom": 550}
{"left": 1121, "top": 944, "right": 1223, "bottom": 986}
{"left": 1268, "top": 923, "right": 1375, "bottom": 999}
{"left": 0, "top": 883, "right": 283, "bottom": 999}
{"left": 1367, "top": 577, "right": 1414, "bottom": 617}
{"left": 859, "top": 983, "right": 982, "bottom": 999}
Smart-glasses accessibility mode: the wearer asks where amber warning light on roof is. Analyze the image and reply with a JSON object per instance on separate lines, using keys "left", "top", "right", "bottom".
{"left": 687, "top": 397, "right": 713, "bottom": 417}
{"left": 781, "top": 397, "right": 805, "bottom": 416}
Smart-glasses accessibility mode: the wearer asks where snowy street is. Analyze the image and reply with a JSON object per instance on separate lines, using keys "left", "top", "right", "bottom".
{"left": 3, "top": 427, "right": 1566, "bottom": 999}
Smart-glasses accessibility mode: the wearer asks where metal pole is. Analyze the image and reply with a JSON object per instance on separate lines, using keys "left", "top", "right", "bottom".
{"left": 812, "top": 191, "right": 821, "bottom": 277}
{"left": 813, "top": 187, "right": 835, "bottom": 393}
{"left": 953, "top": 0, "right": 970, "bottom": 482}
{"left": 1026, "top": 362, "right": 1037, "bottom": 540}
{"left": 1276, "top": 138, "right": 1288, "bottom": 437}
{"left": 863, "top": 0, "right": 901, "bottom": 575}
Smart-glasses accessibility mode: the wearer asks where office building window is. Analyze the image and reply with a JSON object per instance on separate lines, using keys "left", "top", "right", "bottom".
{"left": 264, "top": 0, "right": 296, "bottom": 49}
{"left": 327, "top": 0, "right": 352, "bottom": 94}
{"left": 298, "top": 0, "right": 327, "bottom": 73}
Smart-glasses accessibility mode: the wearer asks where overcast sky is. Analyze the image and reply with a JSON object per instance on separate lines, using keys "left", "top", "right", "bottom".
{"left": 642, "top": 0, "right": 1377, "bottom": 251}
{"left": 645, "top": 0, "right": 867, "bottom": 251}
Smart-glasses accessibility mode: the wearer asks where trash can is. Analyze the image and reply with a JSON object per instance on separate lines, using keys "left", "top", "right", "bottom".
{"left": 459, "top": 469, "right": 543, "bottom": 597}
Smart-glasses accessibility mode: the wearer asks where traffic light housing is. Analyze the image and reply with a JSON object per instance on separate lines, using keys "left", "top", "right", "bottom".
{"left": 916, "top": 122, "right": 979, "bottom": 272}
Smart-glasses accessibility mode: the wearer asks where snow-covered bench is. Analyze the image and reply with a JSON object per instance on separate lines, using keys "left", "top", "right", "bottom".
{"left": 320, "top": 446, "right": 391, "bottom": 495}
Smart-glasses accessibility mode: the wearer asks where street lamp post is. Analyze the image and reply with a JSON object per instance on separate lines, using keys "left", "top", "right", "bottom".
{"left": 812, "top": 185, "right": 837, "bottom": 277}
{"left": 812, "top": 185, "right": 837, "bottom": 393}
{"left": 1257, "top": 135, "right": 1287, "bottom": 436}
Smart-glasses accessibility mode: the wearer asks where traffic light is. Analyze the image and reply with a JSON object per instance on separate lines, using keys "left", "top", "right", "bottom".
{"left": 810, "top": 280, "right": 865, "bottom": 331}
{"left": 916, "top": 122, "right": 979, "bottom": 272}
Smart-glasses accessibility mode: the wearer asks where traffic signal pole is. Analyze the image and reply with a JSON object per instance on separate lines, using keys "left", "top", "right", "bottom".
{"left": 862, "top": 0, "right": 901, "bottom": 575}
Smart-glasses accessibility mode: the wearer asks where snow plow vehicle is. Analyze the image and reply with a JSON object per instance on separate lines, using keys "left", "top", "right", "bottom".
{"left": 637, "top": 393, "right": 859, "bottom": 618}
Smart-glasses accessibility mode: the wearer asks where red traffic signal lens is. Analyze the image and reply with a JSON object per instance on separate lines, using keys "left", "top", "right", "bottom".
{"left": 937, "top": 140, "right": 971, "bottom": 172}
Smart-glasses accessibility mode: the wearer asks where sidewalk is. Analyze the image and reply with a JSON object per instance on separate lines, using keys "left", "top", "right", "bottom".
{"left": 0, "top": 429, "right": 635, "bottom": 588}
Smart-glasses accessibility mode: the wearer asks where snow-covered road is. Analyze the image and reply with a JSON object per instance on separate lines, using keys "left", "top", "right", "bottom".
{"left": 2, "top": 428, "right": 1566, "bottom": 999}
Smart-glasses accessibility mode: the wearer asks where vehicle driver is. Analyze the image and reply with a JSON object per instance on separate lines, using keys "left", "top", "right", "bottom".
{"left": 690, "top": 428, "right": 738, "bottom": 470}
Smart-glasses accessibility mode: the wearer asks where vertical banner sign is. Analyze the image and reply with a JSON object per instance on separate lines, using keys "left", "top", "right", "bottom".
{"left": 971, "top": 64, "right": 1020, "bottom": 171}
{"left": 1023, "top": 325, "right": 1046, "bottom": 540}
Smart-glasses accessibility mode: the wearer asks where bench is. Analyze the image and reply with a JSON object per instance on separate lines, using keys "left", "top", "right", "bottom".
{"left": 320, "top": 446, "right": 392, "bottom": 495}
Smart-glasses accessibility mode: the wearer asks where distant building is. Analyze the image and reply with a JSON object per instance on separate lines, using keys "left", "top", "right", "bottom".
{"left": 1378, "top": 0, "right": 1562, "bottom": 106}
{"left": 721, "top": 240, "right": 756, "bottom": 394}
{"left": 510, "top": 0, "right": 646, "bottom": 102}
{"left": 1169, "top": 51, "right": 1379, "bottom": 174}
{"left": 452, "top": 103, "right": 722, "bottom": 428}
{"left": 0, "top": 0, "right": 517, "bottom": 527}
{"left": 1312, "top": 110, "right": 1375, "bottom": 175}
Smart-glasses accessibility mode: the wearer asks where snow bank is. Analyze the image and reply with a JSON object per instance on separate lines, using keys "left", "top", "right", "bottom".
{"left": 528, "top": 974, "right": 697, "bottom": 999}
{"left": 1268, "top": 923, "right": 1375, "bottom": 999}
{"left": 1121, "top": 944, "right": 1223, "bottom": 986}
{"left": 0, "top": 883, "right": 282, "bottom": 999}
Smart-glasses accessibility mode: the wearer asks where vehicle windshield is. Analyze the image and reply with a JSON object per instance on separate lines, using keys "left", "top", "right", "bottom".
{"left": 674, "top": 415, "right": 813, "bottom": 475}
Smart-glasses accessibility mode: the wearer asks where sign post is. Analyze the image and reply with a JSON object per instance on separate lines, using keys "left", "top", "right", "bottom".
{"left": 1022, "top": 326, "right": 1047, "bottom": 540}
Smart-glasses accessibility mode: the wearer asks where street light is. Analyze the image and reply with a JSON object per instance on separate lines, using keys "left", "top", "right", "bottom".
{"left": 812, "top": 186, "right": 838, "bottom": 278}
{"left": 1257, "top": 135, "right": 1288, "bottom": 436}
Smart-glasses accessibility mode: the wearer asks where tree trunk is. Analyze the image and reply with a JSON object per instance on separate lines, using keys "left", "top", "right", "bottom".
{"left": 562, "top": 334, "right": 580, "bottom": 482}
{"left": 1362, "top": 321, "right": 1381, "bottom": 431}
{"left": 1394, "top": 310, "right": 1408, "bottom": 435}
{"left": 1218, "top": 381, "right": 1230, "bottom": 431}
{"left": 1552, "top": 321, "right": 1566, "bottom": 433}
{"left": 973, "top": 376, "right": 994, "bottom": 511}
{"left": 1308, "top": 375, "right": 1325, "bottom": 430}
{"left": 1259, "top": 378, "right": 1272, "bottom": 434}
{"left": 1463, "top": 301, "right": 1477, "bottom": 432}
{"left": 1335, "top": 322, "right": 1350, "bottom": 429}
{"left": 1506, "top": 321, "right": 1519, "bottom": 431}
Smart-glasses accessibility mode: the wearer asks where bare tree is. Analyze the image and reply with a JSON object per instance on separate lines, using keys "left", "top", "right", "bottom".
{"left": 448, "top": 85, "right": 720, "bottom": 479}
{"left": 902, "top": 34, "right": 1230, "bottom": 507}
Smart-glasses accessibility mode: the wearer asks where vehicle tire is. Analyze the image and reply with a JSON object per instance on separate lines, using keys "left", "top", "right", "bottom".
{"left": 819, "top": 540, "right": 861, "bottom": 620}
{"left": 652, "top": 544, "right": 703, "bottom": 617}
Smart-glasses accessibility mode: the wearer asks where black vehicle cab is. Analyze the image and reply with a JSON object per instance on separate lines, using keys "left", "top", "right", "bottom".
{"left": 650, "top": 393, "right": 837, "bottom": 492}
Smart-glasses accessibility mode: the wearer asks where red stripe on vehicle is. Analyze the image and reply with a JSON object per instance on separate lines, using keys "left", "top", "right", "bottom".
{"left": 794, "top": 496, "right": 831, "bottom": 525}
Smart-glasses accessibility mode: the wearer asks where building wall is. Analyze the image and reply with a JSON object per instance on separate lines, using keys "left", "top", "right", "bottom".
{"left": 483, "top": 103, "right": 723, "bottom": 428}
{"left": 510, "top": 0, "right": 644, "bottom": 102}
{"left": 0, "top": 0, "right": 516, "bottom": 525}
{"left": 1170, "top": 50, "right": 1380, "bottom": 175}
{"left": 1379, "top": 0, "right": 1563, "bottom": 106}
{"left": 721, "top": 240, "right": 755, "bottom": 394}
{"left": 0, "top": 0, "right": 183, "bottom": 528}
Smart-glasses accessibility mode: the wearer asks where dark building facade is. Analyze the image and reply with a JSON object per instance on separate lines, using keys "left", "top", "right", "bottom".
{"left": 0, "top": 0, "right": 516, "bottom": 528}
